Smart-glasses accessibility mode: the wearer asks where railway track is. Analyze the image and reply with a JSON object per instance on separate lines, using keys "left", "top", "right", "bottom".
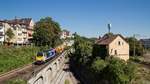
{"left": 0, "top": 51, "right": 67, "bottom": 83}
{"left": 0, "top": 63, "right": 33, "bottom": 83}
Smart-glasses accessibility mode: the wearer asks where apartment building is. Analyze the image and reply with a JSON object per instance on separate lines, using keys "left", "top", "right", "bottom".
{"left": 0, "top": 22, "right": 5, "bottom": 44}
{"left": 0, "top": 18, "right": 34, "bottom": 44}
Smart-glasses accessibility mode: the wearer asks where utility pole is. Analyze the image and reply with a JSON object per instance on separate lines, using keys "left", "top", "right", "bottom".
{"left": 133, "top": 34, "right": 140, "bottom": 56}
{"left": 133, "top": 34, "right": 136, "bottom": 56}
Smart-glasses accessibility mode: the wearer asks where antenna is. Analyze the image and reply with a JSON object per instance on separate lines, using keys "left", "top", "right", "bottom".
{"left": 15, "top": 16, "right": 17, "bottom": 19}
{"left": 107, "top": 23, "right": 111, "bottom": 33}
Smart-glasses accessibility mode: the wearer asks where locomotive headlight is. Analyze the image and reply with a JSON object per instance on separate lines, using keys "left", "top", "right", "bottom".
{"left": 36, "top": 56, "right": 44, "bottom": 61}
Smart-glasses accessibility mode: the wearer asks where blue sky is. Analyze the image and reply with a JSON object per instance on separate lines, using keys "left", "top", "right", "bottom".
{"left": 0, "top": 0, "right": 150, "bottom": 38}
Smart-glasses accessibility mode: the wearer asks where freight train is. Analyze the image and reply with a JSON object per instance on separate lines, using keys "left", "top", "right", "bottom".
{"left": 35, "top": 44, "right": 66, "bottom": 64}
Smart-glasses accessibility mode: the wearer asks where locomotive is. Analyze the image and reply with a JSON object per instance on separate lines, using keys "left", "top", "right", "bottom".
{"left": 35, "top": 44, "right": 66, "bottom": 63}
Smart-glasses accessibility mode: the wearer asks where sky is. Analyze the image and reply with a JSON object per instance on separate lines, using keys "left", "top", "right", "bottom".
{"left": 0, "top": 0, "right": 150, "bottom": 38}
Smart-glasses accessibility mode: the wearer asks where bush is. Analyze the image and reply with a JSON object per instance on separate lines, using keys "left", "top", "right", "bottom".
{"left": 89, "top": 58, "right": 136, "bottom": 84}
{"left": 103, "top": 58, "right": 136, "bottom": 84}
{"left": 91, "top": 57, "right": 107, "bottom": 73}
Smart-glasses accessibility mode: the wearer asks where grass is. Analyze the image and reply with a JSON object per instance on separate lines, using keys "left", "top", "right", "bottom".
{"left": 6, "top": 78, "right": 27, "bottom": 84}
{"left": 132, "top": 63, "right": 150, "bottom": 84}
{"left": 0, "top": 46, "right": 40, "bottom": 74}
{"left": 130, "top": 56, "right": 150, "bottom": 84}
{"left": 64, "top": 79, "right": 70, "bottom": 84}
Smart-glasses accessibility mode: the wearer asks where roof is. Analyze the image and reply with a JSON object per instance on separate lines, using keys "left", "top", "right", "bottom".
{"left": 62, "top": 29, "right": 70, "bottom": 33}
{"left": 0, "top": 18, "right": 32, "bottom": 26}
{"left": 96, "top": 34, "right": 127, "bottom": 45}
{"left": 140, "top": 39, "right": 150, "bottom": 42}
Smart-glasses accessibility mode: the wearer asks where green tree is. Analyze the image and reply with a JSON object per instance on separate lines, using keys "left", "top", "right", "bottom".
{"left": 73, "top": 34, "right": 93, "bottom": 65}
{"left": 33, "top": 17, "right": 62, "bottom": 47}
{"left": 5, "top": 28, "right": 14, "bottom": 43}
{"left": 91, "top": 57, "right": 107, "bottom": 73}
{"left": 103, "top": 58, "right": 136, "bottom": 84}
{"left": 126, "top": 37, "right": 144, "bottom": 56}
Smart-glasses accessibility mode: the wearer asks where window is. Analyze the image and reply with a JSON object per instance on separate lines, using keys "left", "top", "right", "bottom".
{"left": 115, "top": 50, "right": 117, "bottom": 55}
{"left": 18, "top": 28, "right": 22, "bottom": 31}
{"left": 111, "top": 49, "right": 113, "bottom": 53}
{"left": 0, "top": 27, "right": 3, "bottom": 30}
{"left": 0, "top": 32, "right": 3, "bottom": 36}
{"left": 18, "top": 33, "right": 22, "bottom": 36}
{"left": 118, "top": 41, "right": 121, "bottom": 46}
{"left": 18, "top": 38, "right": 22, "bottom": 41}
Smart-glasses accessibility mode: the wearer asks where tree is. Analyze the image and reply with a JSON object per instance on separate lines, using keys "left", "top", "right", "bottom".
{"left": 73, "top": 34, "right": 93, "bottom": 65}
{"left": 102, "top": 58, "right": 136, "bottom": 84}
{"left": 5, "top": 28, "right": 14, "bottom": 43}
{"left": 126, "top": 37, "right": 144, "bottom": 56}
{"left": 33, "top": 17, "right": 62, "bottom": 47}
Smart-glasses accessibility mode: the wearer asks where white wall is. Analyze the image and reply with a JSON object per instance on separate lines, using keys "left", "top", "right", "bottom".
{"left": 109, "top": 36, "right": 129, "bottom": 61}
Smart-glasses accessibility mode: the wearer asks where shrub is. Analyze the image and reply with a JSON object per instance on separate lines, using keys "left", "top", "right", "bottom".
{"left": 91, "top": 57, "right": 107, "bottom": 73}
{"left": 89, "top": 57, "right": 136, "bottom": 84}
{"left": 103, "top": 58, "right": 136, "bottom": 84}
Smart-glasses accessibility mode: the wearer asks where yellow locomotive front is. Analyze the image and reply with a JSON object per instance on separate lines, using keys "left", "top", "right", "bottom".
{"left": 36, "top": 52, "right": 46, "bottom": 62}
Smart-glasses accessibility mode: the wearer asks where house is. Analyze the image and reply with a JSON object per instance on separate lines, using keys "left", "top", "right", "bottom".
{"left": 94, "top": 33, "right": 129, "bottom": 61}
{"left": 140, "top": 39, "right": 150, "bottom": 49}
{"left": 60, "top": 29, "right": 72, "bottom": 39}
{"left": 0, "top": 18, "right": 34, "bottom": 44}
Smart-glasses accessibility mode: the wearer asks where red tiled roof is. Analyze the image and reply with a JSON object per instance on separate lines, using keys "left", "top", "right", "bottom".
{"left": 96, "top": 34, "right": 127, "bottom": 45}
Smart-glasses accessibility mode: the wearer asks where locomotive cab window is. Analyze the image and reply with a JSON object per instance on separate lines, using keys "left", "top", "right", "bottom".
{"left": 37, "top": 52, "right": 43, "bottom": 57}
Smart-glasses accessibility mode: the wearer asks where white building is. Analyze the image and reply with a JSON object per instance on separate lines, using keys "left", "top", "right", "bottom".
{"left": 60, "top": 29, "right": 73, "bottom": 39}
{"left": 0, "top": 22, "right": 5, "bottom": 43}
{"left": 0, "top": 18, "right": 34, "bottom": 44}
{"left": 95, "top": 34, "right": 129, "bottom": 61}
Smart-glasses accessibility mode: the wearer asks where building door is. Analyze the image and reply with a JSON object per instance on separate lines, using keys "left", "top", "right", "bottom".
{"left": 115, "top": 50, "right": 117, "bottom": 55}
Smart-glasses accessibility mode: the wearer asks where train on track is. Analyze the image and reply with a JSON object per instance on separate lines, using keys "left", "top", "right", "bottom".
{"left": 35, "top": 44, "right": 66, "bottom": 64}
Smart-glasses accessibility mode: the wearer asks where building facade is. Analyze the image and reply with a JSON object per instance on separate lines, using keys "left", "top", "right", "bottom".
{"left": 0, "top": 18, "right": 34, "bottom": 44}
{"left": 60, "top": 29, "right": 73, "bottom": 39}
{"left": 95, "top": 34, "right": 129, "bottom": 61}
{"left": 0, "top": 22, "right": 5, "bottom": 44}
{"left": 140, "top": 39, "right": 150, "bottom": 49}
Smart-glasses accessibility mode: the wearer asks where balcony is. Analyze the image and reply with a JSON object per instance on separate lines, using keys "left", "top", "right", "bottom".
{"left": 22, "top": 29, "right": 27, "bottom": 33}
{"left": 0, "top": 27, "right": 4, "bottom": 31}
{"left": 0, "top": 32, "right": 4, "bottom": 36}
{"left": 0, "top": 37, "right": 4, "bottom": 42}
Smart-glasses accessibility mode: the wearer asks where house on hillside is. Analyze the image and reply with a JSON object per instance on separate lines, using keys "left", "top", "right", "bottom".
{"left": 94, "top": 34, "right": 129, "bottom": 61}
{"left": 60, "top": 29, "right": 73, "bottom": 39}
